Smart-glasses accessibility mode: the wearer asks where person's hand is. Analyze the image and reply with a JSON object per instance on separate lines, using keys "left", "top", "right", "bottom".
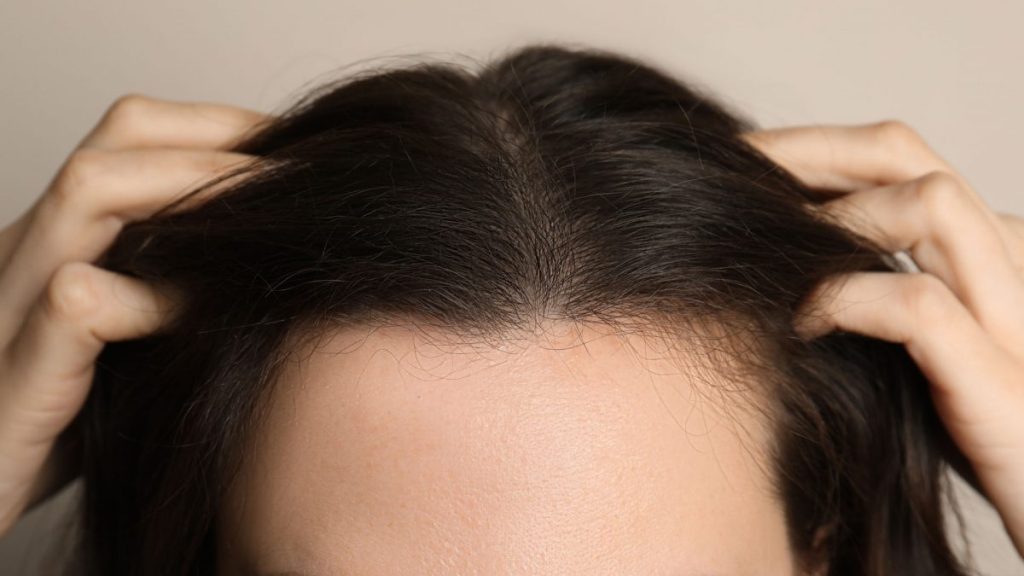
{"left": 0, "top": 94, "right": 267, "bottom": 536}
{"left": 741, "top": 121, "right": 1024, "bottom": 559}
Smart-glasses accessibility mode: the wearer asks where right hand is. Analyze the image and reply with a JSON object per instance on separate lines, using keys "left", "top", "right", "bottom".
{"left": 0, "top": 94, "right": 268, "bottom": 535}
{"left": 742, "top": 121, "right": 1024, "bottom": 558}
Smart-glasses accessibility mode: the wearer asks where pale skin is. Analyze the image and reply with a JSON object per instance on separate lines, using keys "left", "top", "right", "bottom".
{"left": 216, "top": 320, "right": 797, "bottom": 575}
{"left": 0, "top": 94, "right": 1020, "bottom": 571}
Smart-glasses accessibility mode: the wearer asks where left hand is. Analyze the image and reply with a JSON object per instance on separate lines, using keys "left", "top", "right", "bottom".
{"left": 740, "top": 120, "right": 1024, "bottom": 559}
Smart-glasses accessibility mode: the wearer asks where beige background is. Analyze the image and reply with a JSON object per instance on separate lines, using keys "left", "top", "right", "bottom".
{"left": 1, "top": 0, "right": 1021, "bottom": 573}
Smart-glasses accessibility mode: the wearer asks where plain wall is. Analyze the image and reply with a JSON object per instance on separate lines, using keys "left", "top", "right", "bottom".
{"left": 1, "top": 1, "right": 1021, "bottom": 573}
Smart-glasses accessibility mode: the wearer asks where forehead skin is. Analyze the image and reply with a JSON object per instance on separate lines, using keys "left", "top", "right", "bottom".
{"left": 217, "top": 320, "right": 797, "bottom": 576}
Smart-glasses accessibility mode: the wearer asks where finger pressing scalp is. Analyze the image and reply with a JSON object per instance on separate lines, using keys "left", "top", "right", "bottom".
{"left": 9, "top": 263, "right": 182, "bottom": 384}
{"left": 791, "top": 271, "right": 986, "bottom": 362}
{"left": 75, "top": 263, "right": 184, "bottom": 342}
{"left": 0, "top": 262, "right": 181, "bottom": 452}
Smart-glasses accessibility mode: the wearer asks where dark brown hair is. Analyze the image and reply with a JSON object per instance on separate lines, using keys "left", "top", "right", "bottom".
{"left": 76, "top": 43, "right": 968, "bottom": 575}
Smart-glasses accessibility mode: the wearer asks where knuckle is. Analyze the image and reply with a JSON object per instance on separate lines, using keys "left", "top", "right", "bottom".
{"left": 874, "top": 119, "right": 926, "bottom": 155}
{"left": 901, "top": 273, "right": 956, "bottom": 324}
{"left": 44, "top": 263, "right": 100, "bottom": 322}
{"left": 913, "top": 170, "right": 971, "bottom": 229}
{"left": 103, "top": 93, "right": 154, "bottom": 130}
{"left": 50, "top": 147, "right": 112, "bottom": 207}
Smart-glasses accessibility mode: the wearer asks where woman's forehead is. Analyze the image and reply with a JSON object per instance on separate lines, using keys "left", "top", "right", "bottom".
{"left": 218, "top": 321, "right": 791, "bottom": 575}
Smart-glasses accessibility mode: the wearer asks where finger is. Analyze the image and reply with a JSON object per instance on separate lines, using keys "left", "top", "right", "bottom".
{"left": 794, "top": 272, "right": 1017, "bottom": 430}
{"left": 794, "top": 271, "right": 1024, "bottom": 521}
{"left": 816, "top": 171, "right": 1024, "bottom": 346}
{"left": 0, "top": 262, "right": 179, "bottom": 486}
{"left": 0, "top": 95, "right": 268, "bottom": 273}
{"left": 999, "top": 212, "right": 1024, "bottom": 233}
{"left": 740, "top": 121, "right": 1022, "bottom": 285}
{"left": 0, "top": 148, "right": 254, "bottom": 333}
{"left": 0, "top": 148, "right": 255, "bottom": 269}
{"left": 997, "top": 212, "right": 1024, "bottom": 273}
{"left": 41, "top": 147, "right": 257, "bottom": 221}
{"left": 78, "top": 94, "right": 273, "bottom": 151}
{"left": 0, "top": 212, "right": 31, "bottom": 271}
{"left": 740, "top": 121, "right": 956, "bottom": 191}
